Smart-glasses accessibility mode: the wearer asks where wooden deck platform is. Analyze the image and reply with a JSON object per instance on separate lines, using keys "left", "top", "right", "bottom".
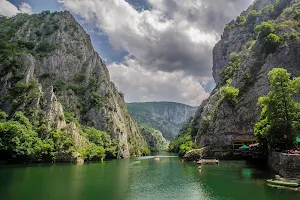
{"left": 197, "top": 158, "right": 219, "bottom": 165}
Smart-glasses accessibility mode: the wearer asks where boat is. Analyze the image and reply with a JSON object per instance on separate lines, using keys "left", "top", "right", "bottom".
{"left": 266, "top": 179, "right": 299, "bottom": 188}
{"left": 197, "top": 157, "right": 219, "bottom": 165}
{"left": 274, "top": 175, "right": 300, "bottom": 184}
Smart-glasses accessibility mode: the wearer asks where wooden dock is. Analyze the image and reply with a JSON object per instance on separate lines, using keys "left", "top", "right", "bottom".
{"left": 197, "top": 158, "right": 219, "bottom": 165}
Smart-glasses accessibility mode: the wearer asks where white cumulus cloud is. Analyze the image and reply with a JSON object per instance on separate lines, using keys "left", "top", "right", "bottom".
{"left": 0, "top": 0, "right": 33, "bottom": 17}
{"left": 0, "top": 0, "right": 19, "bottom": 17}
{"left": 108, "top": 57, "right": 210, "bottom": 106}
{"left": 19, "top": 2, "right": 33, "bottom": 14}
{"left": 59, "top": 0, "right": 254, "bottom": 106}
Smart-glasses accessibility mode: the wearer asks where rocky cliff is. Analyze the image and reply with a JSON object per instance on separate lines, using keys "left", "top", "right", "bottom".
{"left": 188, "top": 0, "right": 300, "bottom": 147}
{"left": 0, "top": 11, "right": 148, "bottom": 162}
{"left": 127, "top": 102, "right": 197, "bottom": 140}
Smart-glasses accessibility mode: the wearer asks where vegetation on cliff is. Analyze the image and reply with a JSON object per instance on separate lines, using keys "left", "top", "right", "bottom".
{"left": 255, "top": 68, "right": 300, "bottom": 151}
{"left": 168, "top": 119, "right": 198, "bottom": 156}
{"left": 0, "top": 11, "right": 149, "bottom": 163}
{"left": 175, "top": 0, "right": 300, "bottom": 151}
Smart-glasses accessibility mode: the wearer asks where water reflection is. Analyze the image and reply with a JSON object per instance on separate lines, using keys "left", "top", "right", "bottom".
{"left": 0, "top": 157, "right": 300, "bottom": 200}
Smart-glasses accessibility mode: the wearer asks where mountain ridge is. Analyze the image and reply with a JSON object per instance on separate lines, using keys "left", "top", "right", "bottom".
{"left": 127, "top": 101, "right": 197, "bottom": 140}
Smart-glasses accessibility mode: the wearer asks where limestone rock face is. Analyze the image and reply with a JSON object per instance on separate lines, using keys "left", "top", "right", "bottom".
{"left": 189, "top": 0, "right": 300, "bottom": 147}
{"left": 0, "top": 11, "right": 147, "bottom": 158}
{"left": 44, "top": 86, "right": 66, "bottom": 130}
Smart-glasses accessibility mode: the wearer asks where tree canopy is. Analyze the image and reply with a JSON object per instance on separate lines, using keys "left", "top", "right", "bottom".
{"left": 254, "top": 68, "right": 300, "bottom": 151}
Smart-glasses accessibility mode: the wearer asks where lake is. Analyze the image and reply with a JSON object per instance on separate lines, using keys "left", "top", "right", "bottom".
{"left": 0, "top": 152, "right": 299, "bottom": 200}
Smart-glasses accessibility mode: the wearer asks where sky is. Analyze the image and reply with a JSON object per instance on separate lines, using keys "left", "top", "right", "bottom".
{"left": 0, "top": 0, "right": 254, "bottom": 106}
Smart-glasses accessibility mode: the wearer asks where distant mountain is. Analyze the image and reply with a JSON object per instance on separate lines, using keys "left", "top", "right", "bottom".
{"left": 139, "top": 124, "right": 169, "bottom": 152}
{"left": 127, "top": 102, "right": 197, "bottom": 140}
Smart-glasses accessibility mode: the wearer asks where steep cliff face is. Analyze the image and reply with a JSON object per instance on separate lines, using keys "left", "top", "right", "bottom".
{"left": 127, "top": 102, "right": 197, "bottom": 140}
{"left": 0, "top": 11, "right": 147, "bottom": 161}
{"left": 190, "top": 0, "right": 300, "bottom": 147}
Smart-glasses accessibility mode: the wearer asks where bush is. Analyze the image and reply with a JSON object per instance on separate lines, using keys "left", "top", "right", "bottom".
{"left": 0, "top": 121, "right": 49, "bottom": 161}
{"left": 235, "top": 16, "right": 246, "bottom": 26}
{"left": 265, "top": 33, "right": 281, "bottom": 53}
{"left": 81, "top": 143, "right": 106, "bottom": 161}
{"left": 221, "top": 86, "right": 239, "bottom": 105}
{"left": 294, "top": 10, "right": 300, "bottom": 21}
{"left": 247, "top": 10, "right": 261, "bottom": 23}
{"left": 220, "top": 53, "right": 240, "bottom": 85}
{"left": 73, "top": 73, "right": 86, "bottom": 83}
{"left": 90, "top": 92, "right": 101, "bottom": 108}
{"left": 36, "top": 41, "right": 56, "bottom": 53}
{"left": 254, "top": 22, "right": 275, "bottom": 38}
{"left": 17, "top": 41, "right": 35, "bottom": 50}
{"left": 140, "top": 147, "right": 151, "bottom": 156}
{"left": 0, "top": 110, "right": 8, "bottom": 121}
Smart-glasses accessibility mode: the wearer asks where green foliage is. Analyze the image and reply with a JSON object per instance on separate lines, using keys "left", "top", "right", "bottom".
{"left": 84, "top": 127, "right": 117, "bottom": 159}
{"left": 254, "top": 22, "right": 280, "bottom": 53}
{"left": 81, "top": 144, "right": 106, "bottom": 162}
{"left": 265, "top": 33, "right": 281, "bottom": 53}
{"left": 282, "top": 7, "right": 293, "bottom": 16}
{"left": 0, "top": 120, "right": 51, "bottom": 162}
{"left": 221, "top": 86, "right": 239, "bottom": 105}
{"left": 235, "top": 16, "right": 246, "bottom": 26}
{"left": 247, "top": 10, "right": 261, "bottom": 23}
{"left": 199, "top": 114, "right": 212, "bottom": 135}
{"left": 64, "top": 112, "right": 80, "bottom": 128}
{"left": 220, "top": 53, "right": 240, "bottom": 85}
{"left": 169, "top": 124, "right": 197, "bottom": 156}
{"left": 41, "top": 10, "right": 51, "bottom": 15}
{"left": 140, "top": 147, "right": 151, "bottom": 156}
{"left": 254, "top": 22, "right": 275, "bottom": 38}
{"left": 36, "top": 41, "right": 56, "bottom": 53}
{"left": 17, "top": 41, "right": 35, "bottom": 50}
{"left": 90, "top": 92, "right": 101, "bottom": 109}
{"left": 294, "top": 10, "right": 300, "bottom": 21}
{"left": 179, "top": 141, "right": 194, "bottom": 156}
{"left": 261, "top": 4, "right": 275, "bottom": 15}
{"left": 0, "top": 110, "right": 8, "bottom": 121}
{"left": 255, "top": 68, "right": 300, "bottom": 151}
{"left": 73, "top": 73, "right": 86, "bottom": 83}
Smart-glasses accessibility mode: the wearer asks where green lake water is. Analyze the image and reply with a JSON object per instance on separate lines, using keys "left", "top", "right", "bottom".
{"left": 0, "top": 153, "right": 299, "bottom": 200}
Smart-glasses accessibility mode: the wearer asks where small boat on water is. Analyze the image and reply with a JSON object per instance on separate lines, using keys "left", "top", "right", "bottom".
{"left": 266, "top": 179, "right": 299, "bottom": 188}
{"left": 197, "top": 157, "right": 219, "bottom": 165}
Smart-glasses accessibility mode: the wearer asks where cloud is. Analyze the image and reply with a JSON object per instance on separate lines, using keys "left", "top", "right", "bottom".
{"left": 19, "top": 2, "right": 33, "bottom": 14}
{"left": 109, "top": 57, "right": 209, "bottom": 106}
{"left": 0, "top": 0, "right": 19, "bottom": 17}
{"left": 0, "top": 1, "right": 33, "bottom": 17}
{"left": 59, "top": 0, "right": 254, "bottom": 105}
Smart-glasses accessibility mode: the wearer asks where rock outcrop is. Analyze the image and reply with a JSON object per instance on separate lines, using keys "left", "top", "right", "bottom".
{"left": 188, "top": 0, "right": 300, "bottom": 147}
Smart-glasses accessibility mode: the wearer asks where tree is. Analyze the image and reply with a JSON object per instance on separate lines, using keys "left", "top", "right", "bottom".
{"left": 247, "top": 10, "right": 261, "bottom": 23}
{"left": 265, "top": 33, "right": 280, "bottom": 53}
{"left": 0, "top": 110, "right": 7, "bottom": 121}
{"left": 221, "top": 86, "right": 239, "bottom": 105}
{"left": 254, "top": 22, "right": 275, "bottom": 38}
{"left": 0, "top": 121, "right": 48, "bottom": 162}
{"left": 255, "top": 68, "right": 300, "bottom": 151}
